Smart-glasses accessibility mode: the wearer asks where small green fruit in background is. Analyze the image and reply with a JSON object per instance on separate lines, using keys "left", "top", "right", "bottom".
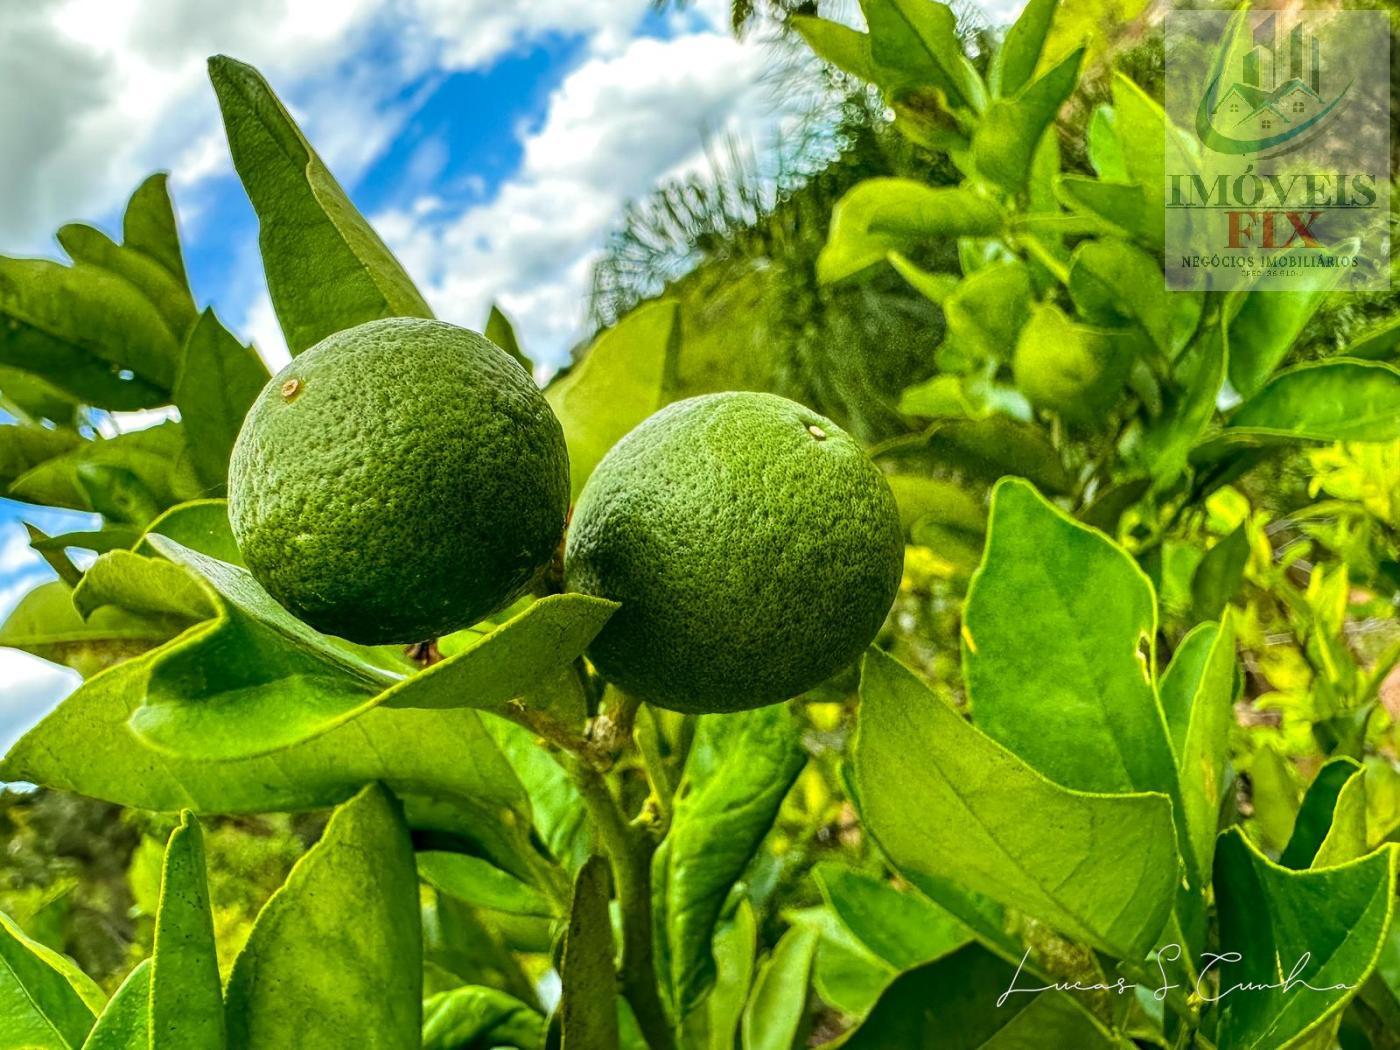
{"left": 565, "top": 391, "right": 904, "bottom": 714}
{"left": 1012, "top": 303, "right": 1130, "bottom": 425}
{"left": 229, "top": 318, "right": 568, "bottom": 644}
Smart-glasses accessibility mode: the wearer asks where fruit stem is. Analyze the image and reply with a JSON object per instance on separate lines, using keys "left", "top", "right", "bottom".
{"left": 567, "top": 755, "right": 676, "bottom": 1050}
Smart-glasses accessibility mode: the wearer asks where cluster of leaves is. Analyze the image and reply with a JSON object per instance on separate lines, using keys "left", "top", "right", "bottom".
{"left": 3, "top": 3, "right": 1400, "bottom": 1050}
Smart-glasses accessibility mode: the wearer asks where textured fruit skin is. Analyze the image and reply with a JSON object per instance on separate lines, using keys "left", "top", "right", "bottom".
{"left": 229, "top": 318, "right": 569, "bottom": 644}
{"left": 565, "top": 392, "right": 903, "bottom": 713}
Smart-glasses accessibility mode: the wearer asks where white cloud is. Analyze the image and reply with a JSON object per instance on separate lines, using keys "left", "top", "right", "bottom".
{"left": 0, "top": 650, "right": 79, "bottom": 759}
{"left": 373, "top": 29, "right": 793, "bottom": 365}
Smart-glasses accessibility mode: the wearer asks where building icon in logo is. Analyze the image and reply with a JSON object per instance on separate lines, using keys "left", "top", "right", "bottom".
{"left": 1197, "top": 13, "right": 1350, "bottom": 155}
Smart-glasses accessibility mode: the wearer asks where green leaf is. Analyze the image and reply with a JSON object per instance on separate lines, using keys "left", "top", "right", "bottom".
{"left": 0, "top": 909, "right": 103, "bottom": 1049}
{"left": 55, "top": 225, "right": 193, "bottom": 343}
{"left": 483, "top": 716, "right": 591, "bottom": 874}
{"left": 417, "top": 852, "right": 556, "bottom": 918}
{"left": 1212, "top": 830, "right": 1397, "bottom": 1049}
{"left": 149, "top": 814, "right": 224, "bottom": 1048}
{"left": 0, "top": 425, "right": 82, "bottom": 491}
{"left": 699, "top": 901, "right": 756, "bottom": 1050}
{"left": 1190, "top": 524, "right": 1249, "bottom": 622}
{"left": 420, "top": 986, "right": 544, "bottom": 1050}
{"left": 1313, "top": 768, "right": 1372, "bottom": 869}
{"left": 865, "top": 0, "right": 982, "bottom": 111}
{"left": 80, "top": 959, "right": 149, "bottom": 1050}
{"left": 28, "top": 529, "right": 144, "bottom": 557}
{"left": 740, "top": 924, "right": 818, "bottom": 1050}
{"left": 973, "top": 48, "right": 1082, "bottom": 192}
{"left": 2, "top": 649, "right": 540, "bottom": 881}
{"left": 1280, "top": 758, "right": 1365, "bottom": 870}
{"left": 1068, "top": 237, "right": 1195, "bottom": 357}
{"left": 654, "top": 705, "right": 806, "bottom": 1019}
{"left": 992, "top": 0, "right": 1058, "bottom": 96}
{"left": 130, "top": 537, "right": 615, "bottom": 760}
{"left": 1344, "top": 315, "right": 1400, "bottom": 360}
{"left": 1163, "top": 615, "right": 1237, "bottom": 890}
{"left": 484, "top": 304, "right": 532, "bottom": 373}
{"left": 208, "top": 56, "right": 433, "bottom": 356}
{"left": 1227, "top": 285, "right": 1338, "bottom": 398}
{"left": 941, "top": 262, "right": 1032, "bottom": 361}
{"left": 73, "top": 550, "right": 211, "bottom": 625}
{"left": 1226, "top": 360, "right": 1400, "bottom": 443}
{"left": 1054, "top": 177, "right": 1156, "bottom": 247}
{"left": 546, "top": 300, "right": 678, "bottom": 499}
{"left": 1086, "top": 106, "right": 1126, "bottom": 181}
{"left": 0, "top": 580, "right": 176, "bottom": 677}
{"left": 1136, "top": 323, "right": 1226, "bottom": 486}
{"left": 839, "top": 943, "right": 1115, "bottom": 1048}
{"left": 560, "top": 856, "right": 619, "bottom": 1050}
{"left": 791, "top": 16, "right": 878, "bottom": 85}
{"left": 819, "top": 180, "right": 1002, "bottom": 284}
{"left": 122, "top": 174, "right": 190, "bottom": 292}
{"left": 881, "top": 416, "right": 1073, "bottom": 495}
{"left": 0, "top": 366, "right": 80, "bottom": 427}
{"left": 0, "top": 256, "right": 174, "bottom": 410}
{"left": 855, "top": 648, "right": 1177, "bottom": 958}
{"left": 963, "top": 479, "right": 1179, "bottom": 801}
{"left": 173, "top": 310, "right": 270, "bottom": 493}
{"left": 225, "top": 784, "right": 422, "bottom": 1049}
{"left": 813, "top": 864, "right": 969, "bottom": 970}
{"left": 9, "top": 422, "right": 202, "bottom": 518}
{"left": 141, "top": 499, "right": 244, "bottom": 566}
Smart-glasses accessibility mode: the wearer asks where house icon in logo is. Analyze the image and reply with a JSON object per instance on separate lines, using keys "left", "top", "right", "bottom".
{"left": 1197, "top": 13, "right": 1350, "bottom": 154}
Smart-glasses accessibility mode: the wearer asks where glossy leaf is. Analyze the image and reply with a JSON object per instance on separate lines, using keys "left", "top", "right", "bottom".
{"left": 740, "top": 924, "right": 817, "bottom": 1050}
{"left": 1055, "top": 177, "right": 1156, "bottom": 247}
{"left": 1212, "top": 830, "right": 1397, "bottom": 1049}
{"left": 1280, "top": 758, "right": 1365, "bottom": 870}
{"left": 840, "top": 943, "right": 1115, "bottom": 1048}
{"left": 1068, "top": 237, "right": 1197, "bottom": 357}
{"left": 700, "top": 901, "right": 757, "bottom": 1050}
{"left": 1313, "top": 769, "right": 1371, "bottom": 868}
{"left": 0, "top": 255, "right": 175, "bottom": 410}
{"left": 0, "top": 580, "right": 176, "bottom": 677}
{"left": 420, "top": 986, "right": 544, "bottom": 1050}
{"left": 864, "top": 0, "right": 982, "bottom": 111}
{"left": 484, "top": 303, "right": 531, "bottom": 373}
{"left": 992, "top": 0, "right": 1058, "bottom": 96}
{"left": 854, "top": 648, "right": 1177, "bottom": 958}
{"left": 122, "top": 174, "right": 190, "bottom": 291}
{"left": 173, "top": 310, "right": 269, "bottom": 493}
{"left": 653, "top": 705, "right": 806, "bottom": 1018}
{"left": 546, "top": 300, "right": 678, "bottom": 499}
{"left": 819, "top": 180, "right": 1001, "bottom": 283}
{"left": 813, "top": 863, "right": 969, "bottom": 970}
{"left": 0, "top": 910, "right": 104, "bottom": 1049}
{"left": 80, "top": 959, "right": 149, "bottom": 1050}
{"left": 208, "top": 56, "right": 433, "bottom": 356}
{"left": 149, "top": 814, "right": 224, "bottom": 1048}
{"left": 1227, "top": 360, "right": 1400, "bottom": 443}
{"left": 417, "top": 852, "right": 556, "bottom": 918}
{"left": 1137, "top": 324, "right": 1226, "bottom": 486}
{"left": 141, "top": 499, "right": 244, "bottom": 566}
{"left": 560, "top": 856, "right": 619, "bottom": 1050}
{"left": 1, "top": 650, "right": 540, "bottom": 880}
{"left": 941, "top": 261, "right": 1031, "bottom": 361}
{"left": 225, "top": 784, "right": 422, "bottom": 1049}
{"left": 55, "top": 226, "right": 192, "bottom": 343}
{"left": 791, "top": 16, "right": 879, "bottom": 86}
{"left": 9, "top": 422, "right": 202, "bottom": 517}
{"left": 963, "top": 479, "right": 1179, "bottom": 801}
{"left": 1163, "top": 615, "right": 1237, "bottom": 888}
{"left": 130, "top": 537, "right": 615, "bottom": 760}
{"left": 0, "top": 425, "right": 82, "bottom": 491}
{"left": 973, "top": 48, "right": 1082, "bottom": 192}
{"left": 1227, "top": 286, "right": 1337, "bottom": 398}
{"left": 1190, "top": 524, "right": 1249, "bottom": 622}
{"left": 882, "top": 416, "right": 1073, "bottom": 495}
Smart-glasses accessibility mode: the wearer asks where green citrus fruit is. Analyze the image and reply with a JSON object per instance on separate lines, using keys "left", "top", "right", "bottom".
{"left": 229, "top": 318, "right": 568, "bottom": 644}
{"left": 564, "top": 392, "right": 903, "bottom": 714}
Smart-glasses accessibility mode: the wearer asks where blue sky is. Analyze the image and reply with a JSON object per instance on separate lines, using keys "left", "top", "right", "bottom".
{"left": 0, "top": 0, "right": 826, "bottom": 747}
